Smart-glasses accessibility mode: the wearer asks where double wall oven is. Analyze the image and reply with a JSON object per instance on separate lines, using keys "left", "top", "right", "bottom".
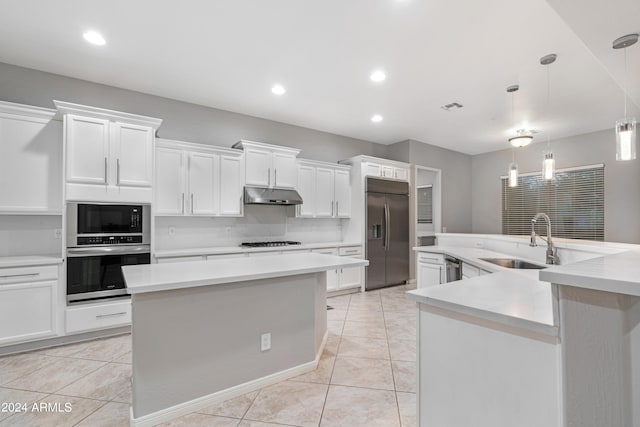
{"left": 66, "top": 203, "right": 150, "bottom": 303}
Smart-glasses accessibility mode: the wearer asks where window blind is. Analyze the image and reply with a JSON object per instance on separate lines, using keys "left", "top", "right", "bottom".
{"left": 417, "top": 186, "right": 433, "bottom": 224}
{"left": 501, "top": 165, "right": 604, "bottom": 241}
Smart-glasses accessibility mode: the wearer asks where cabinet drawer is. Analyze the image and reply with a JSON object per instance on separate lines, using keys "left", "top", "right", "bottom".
{"left": 0, "top": 265, "right": 58, "bottom": 285}
{"left": 339, "top": 246, "right": 362, "bottom": 257}
{"left": 417, "top": 253, "right": 444, "bottom": 265}
{"left": 312, "top": 248, "right": 339, "bottom": 256}
{"left": 248, "top": 251, "right": 282, "bottom": 257}
{"left": 206, "top": 253, "right": 247, "bottom": 260}
{"left": 66, "top": 300, "right": 131, "bottom": 333}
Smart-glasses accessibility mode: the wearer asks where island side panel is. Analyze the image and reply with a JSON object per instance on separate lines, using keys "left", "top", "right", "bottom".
{"left": 557, "top": 285, "right": 640, "bottom": 427}
{"left": 131, "top": 273, "right": 320, "bottom": 419}
{"left": 417, "top": 304, "right": 561, "bottom": 427}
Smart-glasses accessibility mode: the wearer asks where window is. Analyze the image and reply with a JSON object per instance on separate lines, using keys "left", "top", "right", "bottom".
{"left": 417, "top": 185, "right": 433, "bottom": 224}
{"left": 501, "top": 164, "right": 604, "bottom": 241}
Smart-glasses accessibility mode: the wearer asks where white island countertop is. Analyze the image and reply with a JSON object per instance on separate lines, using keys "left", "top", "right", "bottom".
{"left": 123, "top": 252, "right": 369, "bottom": 294}
{"left": 540, "top": 249, "right": 640, "bottom": 296}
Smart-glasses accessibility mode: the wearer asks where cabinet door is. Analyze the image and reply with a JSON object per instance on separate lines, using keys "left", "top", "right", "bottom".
{"left": 188, "top": 152, "right": 219, "bottom": 215}
{"left": 155, "top": 148, "right": 186, "bottom": 215}
{"left": 110, "top": 122, "right": 154, "bottom": 188}
{"left": 0, "top": 280, "right": 56, "bottom": 345}
{"left": 272, "top": 151, "right": 297, "bottom": 188}
{"left": 394, "top": 167, "right": 409, "bottom": 181}
{"left": 365, "top": 162, "right": 382, "bottom": 177}
{"left": 245, "top": 148, "right": 272, "bottom": 187}
{"left": 65, "top": 114, "right": 110, "bottom": 185}
{"left": 339, "top": 265, "right": 361, "bottom": 289}
{"left": 334, "top": 169, "right": 351, "bottom": 218}
{"left": 315, "top": 167, "right": 334, "bottom": 217}
{"left": 381, "top": 166, "right": 394, "bottom": 178}
{"left": 219, "top": 154, "right": 243, "bottom": 216}
{"left": 417, "top": 262, "right": 443, "bottom": 288}
{"left": 296, "top": 165, "right": 316, "bottom": 217}
{"left": 0, "top": 115, "right": 62, "bottom": 213}
{"left": 312, "top": 248, "right": 339, "bottom": 291}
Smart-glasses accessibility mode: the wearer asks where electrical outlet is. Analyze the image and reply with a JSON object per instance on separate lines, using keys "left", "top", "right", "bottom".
{"left": 474, "top": 241, "right": 484, "bottom": 248}
{"left": 168, "top": 227, "right": 176, "bottom": 236}
{"left": 54, "top": 229, "right": 62, "bottom": 239}
{"left": 225, "top": 226, "right": 232, "bottom": 235}
{"left": 260, "top": 333, "right": 271, "bottom": 352}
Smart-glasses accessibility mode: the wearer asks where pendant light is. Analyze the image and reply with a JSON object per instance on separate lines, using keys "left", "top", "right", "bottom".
{"left": 540, "top": 53, "right": 557, "bottom": 180}
{"left": 612, "top": 33, "right": 638, "bottom": 161}
{"left": 506, "top": 85, "right": 521, "bottom": 186}
{"left": 506, "top": 85, "right": 533, "bottom": 147}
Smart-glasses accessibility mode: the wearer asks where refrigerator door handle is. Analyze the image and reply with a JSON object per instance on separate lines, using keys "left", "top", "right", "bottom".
{"left": 384, "top": 203, "right": 390, "bottom": 251}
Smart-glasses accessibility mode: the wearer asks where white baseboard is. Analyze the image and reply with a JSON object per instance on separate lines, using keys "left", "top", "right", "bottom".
{"left": 130, "top": 331, "right": 328, "bottom": 427}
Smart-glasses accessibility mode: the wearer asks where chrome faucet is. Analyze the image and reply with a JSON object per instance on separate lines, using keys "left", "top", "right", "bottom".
{"left": 530, "top": 213, "right": 558, "bottom": 264}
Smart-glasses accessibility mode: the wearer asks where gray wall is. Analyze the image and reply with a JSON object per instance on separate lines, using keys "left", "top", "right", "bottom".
{"left": 471, "top": 129, "right": 640, "bottom": 244}
{"left": 386, "top": 140, "right": 473, "bottom": 234}
{"left": 0, "top": 62, "right": 381, "bottom": 163}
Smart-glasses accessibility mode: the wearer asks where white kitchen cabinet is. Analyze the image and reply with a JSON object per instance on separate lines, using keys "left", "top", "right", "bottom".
{"left": 315, "top": 167, "right": 335, "bottom": 217}
{"left": 337, "top": 246, "right": 363, "bottom": 291}
{"left": 312, "top": 248, "right": 339, "bottom": 291}
{"left": 417, "top": 252, "right": 445, "bottom": 288}
{"left": 155, "top": 147, "right": 186, "bottom": 215}
{"left": 296, "top": 159, "right": 352, "bottom": 219}
{"left": 334, "top": 169, "right": 351, "bottom": 218}
{"left": 233, "top": 140, "right": 300, "bottom": 189}
{"left": 188, "top": 152, "right": 219, "bottom": 215}
{"left": 55, "top": 101, "right": 162, "bottom": 203}
{"left": 219, "top": 154, "right": 244, "bottom": 216}
{"left": 0, "top": 264, "right": 59, "bottom": 345}
{"left": 296, "top": 164, "right": 316, "bottom": 217}
{"left": 155, "top": 139, "right": 243, "bottom": 217}
{"left": 362, "top": 160, "right": 410, "bottom": 182}
{"left": 66, "top": 300, "right": 131, "bottom": 333}
{"left": 0, "top": 101, "right": 62, "bottom": 213}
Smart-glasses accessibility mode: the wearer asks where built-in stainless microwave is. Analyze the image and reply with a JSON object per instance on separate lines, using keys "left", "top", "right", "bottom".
{"left": 67, "top": 203, "right": 150, "bottom": 247}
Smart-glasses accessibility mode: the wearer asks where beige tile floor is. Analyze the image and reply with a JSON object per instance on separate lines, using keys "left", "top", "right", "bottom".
{"left": 0, "top": 283, "right": 417, "bottom": 426}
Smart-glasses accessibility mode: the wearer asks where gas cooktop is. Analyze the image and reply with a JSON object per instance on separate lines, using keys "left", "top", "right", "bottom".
{"left": 240, "top": 241, "right": 302, "bottom": 248}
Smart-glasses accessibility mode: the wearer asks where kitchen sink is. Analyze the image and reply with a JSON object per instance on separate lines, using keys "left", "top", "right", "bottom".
{"left": 479, "top": 258, "right": 547, "bottom": 269}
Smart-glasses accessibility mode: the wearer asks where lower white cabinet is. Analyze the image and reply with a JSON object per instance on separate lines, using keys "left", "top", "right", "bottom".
{"left": 312, "top": 248, "right": 339, "bottom": 291}
{"left": 66, "top": 300, "right": 131, "bottom": 334}
{"left": 313, "top": 246, "right": 363, "bottom": 293}
{"left": 0, "top": 264, "right": 58, "bottom": 345}
{"left": 417, "top": 253, "right": 445, "bottom": 288}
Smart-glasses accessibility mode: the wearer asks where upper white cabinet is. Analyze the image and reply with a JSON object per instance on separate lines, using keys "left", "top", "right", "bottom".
{"left": 355, "top": 156, "right": 409, "bottom": 182}
{"left": 54, "top": 101, "right": 162, "bottom": 203}
{"left": 0, "top": 101, "right": 62, "bottom": 213}
{"left": 233, "top": 140, "right": 300, "bottom": 189}
{"left": 296, "top": 159, "right": 351, "bottom": 219}
{"left": 155, "top": 139, "right": 243, "bottom": 217}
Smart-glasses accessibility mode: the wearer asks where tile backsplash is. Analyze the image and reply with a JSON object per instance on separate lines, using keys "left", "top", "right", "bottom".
{"left": 0, "top": 215, "right": 62, "bottom": 257}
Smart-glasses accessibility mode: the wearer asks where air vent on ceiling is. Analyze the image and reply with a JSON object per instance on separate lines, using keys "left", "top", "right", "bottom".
{"left": 441, "top": 102, "right": 463, "bottom": 111}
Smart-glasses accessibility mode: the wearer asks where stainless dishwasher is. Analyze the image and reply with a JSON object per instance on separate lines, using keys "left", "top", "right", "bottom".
{"left": 444, "top": 256, "right": 462, "bottom": 282}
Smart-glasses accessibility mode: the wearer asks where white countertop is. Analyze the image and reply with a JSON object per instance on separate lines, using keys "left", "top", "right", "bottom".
{"left": 154, "top": 241, "right": 363, "bottom": 258}
{"left": 540, "top": 249, "right": 640, "bottom": 296}
{"left": 0, "top": 255, "right": 63, "bottom": 268}
{"left": 410, "top": 245, "right": 556, "bottom": 335}
{"left": 123, "top": 252, "right": 369, "bottom": 294}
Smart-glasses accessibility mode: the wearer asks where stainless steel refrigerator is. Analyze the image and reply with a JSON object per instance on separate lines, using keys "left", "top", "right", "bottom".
{"left": 366, "top": 177, "right": 410, "bottom": 290}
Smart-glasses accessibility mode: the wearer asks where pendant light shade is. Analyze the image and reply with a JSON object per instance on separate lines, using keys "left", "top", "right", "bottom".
{"left": 509, "top": 132, "right": 533, "bottom": 147}
{"left": 613, "top": 33, "right": 638, "bottom": 161}
{"left": 542, "top": 152, "right": 555, "bottom": 180}
{"left": 616, "top": 118, "right": 636, "bottom": 161}
{"left": 508, "top": 162, "right": 518, "bottom": 187}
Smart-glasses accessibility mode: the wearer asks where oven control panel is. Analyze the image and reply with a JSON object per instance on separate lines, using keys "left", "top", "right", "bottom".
{"left": 77, "top": 235, "right": 143, "bottom": 245}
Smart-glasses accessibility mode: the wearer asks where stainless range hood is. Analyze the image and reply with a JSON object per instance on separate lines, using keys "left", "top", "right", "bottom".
{"left": 244, "top": 186, "right": 303, "bottom": 205}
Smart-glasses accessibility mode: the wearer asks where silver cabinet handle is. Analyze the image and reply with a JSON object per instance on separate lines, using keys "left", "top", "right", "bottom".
{"left": 191, "top": 193, "right": 194, "bottom": 214}
{"left": 274, "top": 168, "right": 277, "bottom": 186}
{"left": 0, "top": 273, "right": 39, "bottom": 279}
{"left": 104, "top": 157, "right": 108, "bottom": 184}
{"left": 343, "top": 250, "right": 359, "bottom": 254}
{"left": 116, "top": 158, "right": 121, "bottom": 185}
{"left": 331, "top": 201, "right": 334, "bottom": 216}
{"left": 181, "top": 193, "right": 185, "bottom": 214}
{"left": 267, "top": 167, "right": 271, "bottom": 187}
{"left": 96, "top": 312, "right": 127, "bottom": 319}
{"left": 336, "top": 201, "right": 339, "bottom": 217}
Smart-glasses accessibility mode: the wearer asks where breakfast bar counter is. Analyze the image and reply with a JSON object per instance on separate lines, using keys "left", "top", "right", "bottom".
{"left": 122, "top": 253, "right": 368, "bottom": 426}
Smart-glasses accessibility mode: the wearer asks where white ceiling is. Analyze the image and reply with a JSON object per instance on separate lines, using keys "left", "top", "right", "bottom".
{"left": 0, "top": 0, "right": 638, "bottom": 155}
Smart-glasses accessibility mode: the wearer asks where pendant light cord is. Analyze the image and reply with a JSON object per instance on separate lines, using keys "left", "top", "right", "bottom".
{"left": 546, "top": 64, "right": 551, "bottom": 149}
{"left": 623, "top": 47, "right": 628, "bottom": 117}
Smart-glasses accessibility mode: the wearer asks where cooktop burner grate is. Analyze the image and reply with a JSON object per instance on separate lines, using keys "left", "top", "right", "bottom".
{"left": 240, "top": 241, "right": 302, "bottom": 248}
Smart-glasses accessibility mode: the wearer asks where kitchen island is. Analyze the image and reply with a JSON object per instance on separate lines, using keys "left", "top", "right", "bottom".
{"left": 409, "top": 234, "right": 640, "bottom": 427}
{"left": 122, "top": 252, "right": 368, "bottom": 426}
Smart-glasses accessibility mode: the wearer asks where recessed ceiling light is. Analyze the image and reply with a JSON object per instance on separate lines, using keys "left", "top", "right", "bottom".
{"left": 371, "top": 114, "right": 383, "bottom": 123}
{"left": 370, "top": 70, "right": 386, "bottom": 83}
{"left": 83, "top": 31, "right": 106, "bottom": 46}
{"left": 271, "top": 84, "right": 286, "bottom": 95}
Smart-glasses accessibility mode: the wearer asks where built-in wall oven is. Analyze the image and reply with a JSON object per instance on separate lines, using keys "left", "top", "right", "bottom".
{"left": 66, "top": 203, "right": 150, "bottom": 303}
